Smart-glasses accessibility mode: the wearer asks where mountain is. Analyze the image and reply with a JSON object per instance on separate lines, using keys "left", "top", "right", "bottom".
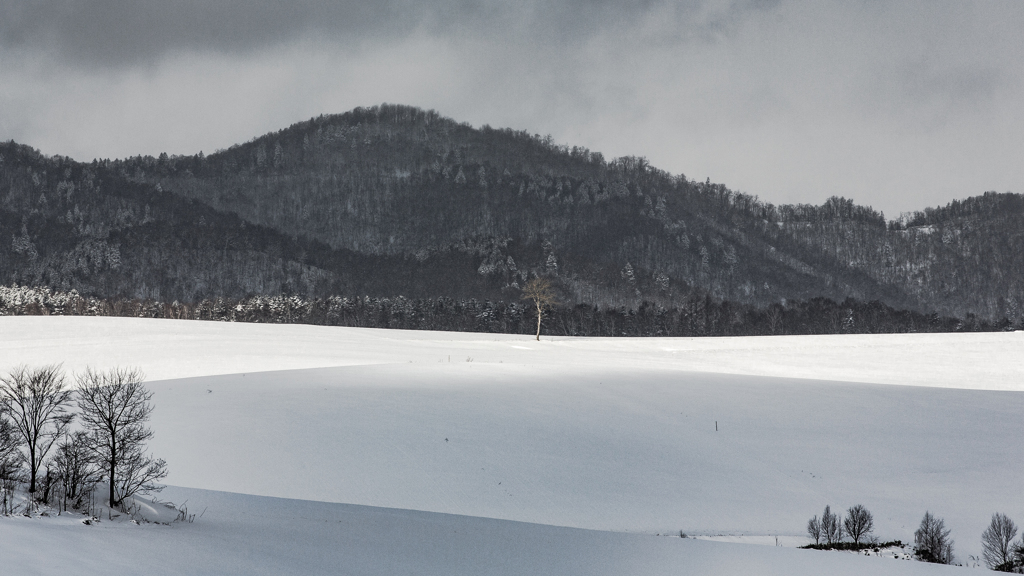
{"left": 1, "top": 104, "right": 1021, "bottom": 321}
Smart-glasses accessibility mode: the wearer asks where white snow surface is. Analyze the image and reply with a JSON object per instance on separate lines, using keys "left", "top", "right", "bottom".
{"left": 4, "top": 483, "right": 970, "bottom": 573}
{"left": 2, "top": 316, "right": 1022, "bottom": 573}
{"left": 1, "top": 487, "right": 964, "bottom": 575}
{"left": 1, "top": 316, "right": 1021, "bottom": 389}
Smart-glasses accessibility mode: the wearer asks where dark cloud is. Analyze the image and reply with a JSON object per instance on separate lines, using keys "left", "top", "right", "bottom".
{"left": 0, "top": 0, "right": 778, "bottom": 67}
{"left": 1, "top": 1, "right": 419, "bottom": 64}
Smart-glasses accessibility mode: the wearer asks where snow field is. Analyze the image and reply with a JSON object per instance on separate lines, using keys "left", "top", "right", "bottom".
{"left": 145, "top": 364, "right": 1024, "bottom": 561}
{"left": 0, "top": 486, "right": 966, "bottom": 575}
{"left": 2, "top": 316, "right": 1021, "bottom": 573}
{"left": 1, "top": 316, "right": 1022, "bottom": 389}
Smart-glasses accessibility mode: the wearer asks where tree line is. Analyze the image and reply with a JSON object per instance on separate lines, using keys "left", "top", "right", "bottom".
{"left": 806, "top": 504, "right": 1024, "bottom": 571}
{"left": 0, "top": 284, "right": 1015, "bottom": 338}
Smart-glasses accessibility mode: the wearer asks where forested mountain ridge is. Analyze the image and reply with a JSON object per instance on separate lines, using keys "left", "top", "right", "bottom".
{"left": 137, "top": 105, "right": 907, "bottom": 309}
{"left": 1, "top": 104, "right": 1021, "bottom": 322}
{"left": 0, "top": 140, "right": 455, "bottom": 301}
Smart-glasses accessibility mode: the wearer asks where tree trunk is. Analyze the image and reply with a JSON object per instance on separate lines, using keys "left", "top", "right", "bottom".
{"left": 109, "top": 437, "right": 117, "bottom": 508}
{"left": 28, "top": 450, "right": 37, "bottom": 494}
{"left": 41, "top": 469, "right": 52, "bottom": 503}
{"left": 109, "top": 461, "right": 116, "bottom": 508}
{"left": 535, "top": 301, "right": 542, "bottom": 340}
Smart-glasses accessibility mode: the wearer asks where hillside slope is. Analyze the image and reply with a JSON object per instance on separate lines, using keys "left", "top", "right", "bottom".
{"left": 1, "top": 486, "right": 963, "bottom": 575}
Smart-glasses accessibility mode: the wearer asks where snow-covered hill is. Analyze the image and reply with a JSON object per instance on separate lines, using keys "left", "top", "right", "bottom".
{"left": 1, "top": 486, "right": 965, "bottom": 575}
{"left": 3, "top": 317, "right": 1021, "bottom": 573}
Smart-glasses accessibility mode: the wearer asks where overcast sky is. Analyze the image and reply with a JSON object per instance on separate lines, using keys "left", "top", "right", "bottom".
{"left": 1, "top": 0, "right": 1021, "bottom": 215}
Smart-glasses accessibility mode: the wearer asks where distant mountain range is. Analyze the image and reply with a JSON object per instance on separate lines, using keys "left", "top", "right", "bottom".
{"left": 1, "top": 104, "right": 1021, "bottom": 321}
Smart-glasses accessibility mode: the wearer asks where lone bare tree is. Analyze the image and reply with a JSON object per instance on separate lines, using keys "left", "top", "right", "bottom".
{"left": 844, "top": 504, "right": 875, "bottom": 546}
{"left": 521, "top": 277, "right": 557, "bottom": 341}
{"left": 915, "top": 511, "right": 954, "bottom": 564}
{"left": 982, "top": 512, "right": 1018, "bottom": 571}
{"left": 76, "top": 367, "right": 167, "bottom": 508}
{"left": 0, "top": 365, "right": 74, "bottom": 495}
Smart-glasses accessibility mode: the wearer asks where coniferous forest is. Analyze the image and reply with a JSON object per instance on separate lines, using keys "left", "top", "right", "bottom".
{"left": 1, "top": 104, "right": 1022, "bottom": 334}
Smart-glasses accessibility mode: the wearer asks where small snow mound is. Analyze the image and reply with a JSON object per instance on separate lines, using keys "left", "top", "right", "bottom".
{"left": 120, "top": 494, "right": 182, "bottom": 524}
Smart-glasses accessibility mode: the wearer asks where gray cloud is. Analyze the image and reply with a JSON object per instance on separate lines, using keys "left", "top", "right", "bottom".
{"left": 1, "top": 1, "right": 421, "bottom": 65}
{"left": 0, "top": 0, "right": 1022, "bottom": 215}
{"left": 0, "top": 0, "right": 778, "bottom": 66}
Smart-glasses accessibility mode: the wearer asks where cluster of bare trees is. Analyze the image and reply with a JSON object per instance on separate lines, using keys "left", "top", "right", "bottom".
{"left": 807, "top": 507, "right": 1024, "bottom": 570}
{"left": 807, "top": 504, "right": 876, "bottom": 548}
{"left": 806, "top": 505, "right": 952, "bottom": 563}
{"left": 806, "top": 505, "right": 1024, "bottom": 569}
{"left": 0, "top": 365, "right": 166, "bottom": 516}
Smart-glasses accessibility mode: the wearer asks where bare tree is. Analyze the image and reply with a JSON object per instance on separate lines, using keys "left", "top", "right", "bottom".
{"left": 807, "top": 514, "right": 822, "bottom": 545}
{"left": 0, "top": 410, "right": 22, "bottom": 515}
{"left": 915, "top": 511, "right": 954, "bottom": 564}
{"left": 521, "top": 277, "right": 557, "bottom": 340}
{"left": 982, "top": 513, "right": 1018, "bottom": 571}
{"left": 0, "top": 408, "right": 18, "bottom": 467}
{"left": 0, "top": 365, "right": 74, "bottom": 495}
{"left": 766, "top": 304, "right": 784, "bottom": 335}
{"left": 51, "top": 431, "right": 100, "bottom": 511}
{"left": 1013, "top": 537, "right": 1024, "bottom": 572}
{"left": 0, "top": 468, "right": 19, "bottom": 515}
{"left": 822, "top": 505, "right": 843, "bottom": 546}
{"left": 76, "top": 367, "right": 167, "bottom": 508}
{"left": 844, "top": 504, "right": 875, "bottom": 546}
